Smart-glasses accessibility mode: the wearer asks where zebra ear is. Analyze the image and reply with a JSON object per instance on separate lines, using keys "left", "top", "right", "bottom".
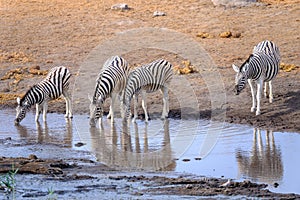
{"left": 232, "top": 64, "right": 240, "bottom": 73}
{"left": 24, "top": 101, "right": 29, "bottom": 106}
{"left": 17, "top": 97, "right": 21, "bottom": 105}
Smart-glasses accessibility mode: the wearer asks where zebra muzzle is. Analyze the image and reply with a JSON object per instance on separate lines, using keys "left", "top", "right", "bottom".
{"left": 234, "top": 86, "right": 240, "bottom": 95}
{"left": 14, "top": 119, "right": 20, "bottom": 125}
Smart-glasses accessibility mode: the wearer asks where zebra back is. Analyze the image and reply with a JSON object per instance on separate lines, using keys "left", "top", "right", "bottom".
{"left": 92, "top": 56, "right": 129, "bottom": 103}
{"left": 240, "top": 40, "right": 280, "bottom": 82}
{"left": 15, "top": 66, "right": 71, "bottom": 124}
{"left": 253, "top": 40, "right": 280, "bottom": 64}
{"left": 124, "top": 59, "right": 173, "bottom": 104}
{"left": 19, "top": 66, "right": 71, "bottom": 107}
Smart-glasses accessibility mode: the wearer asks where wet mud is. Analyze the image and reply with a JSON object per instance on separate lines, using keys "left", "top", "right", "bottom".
{"left": 1, "top": 155, "right": 299, "bottom": 199}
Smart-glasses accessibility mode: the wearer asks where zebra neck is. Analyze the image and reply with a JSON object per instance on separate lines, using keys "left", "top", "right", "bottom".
{"left": 92, "top": 93, "right": 104, "bottom": 104}
{"left": 246, "top": 64, "right": 261, "bottom": 80}
{"left": 23, "top": 86, "right": 44, "bottom": 106}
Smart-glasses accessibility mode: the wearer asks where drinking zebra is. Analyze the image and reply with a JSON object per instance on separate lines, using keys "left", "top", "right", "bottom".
{"left": 123, "top": 59, "right": 173, "bottom": 122}
{"left": 89, "top": 56, "right": 129, "bottom": 126}
{"left": 232, "top": 40, "right": 280, "bottom": 115}
{"left": 15, "top": 66, "right": 72, "bottom": 125}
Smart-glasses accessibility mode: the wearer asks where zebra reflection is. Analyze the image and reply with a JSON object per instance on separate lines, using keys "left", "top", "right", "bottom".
{"left": 90, "top": 119, "right": 175, "bottom": 171}
{"left": 236, "top": 128, "right": 283, "bottom": 184}
{"left": 15, "top": 120, "right": 72, "bottom": 147}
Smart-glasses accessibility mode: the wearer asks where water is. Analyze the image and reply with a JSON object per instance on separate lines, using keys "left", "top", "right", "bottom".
{"left": 1, "top": 109, "right": 300, "bottom": 194}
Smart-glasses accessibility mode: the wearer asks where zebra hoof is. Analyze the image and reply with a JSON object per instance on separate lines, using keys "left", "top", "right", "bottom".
{"left": 256, "top": 111, "right": 261, "bottom": 115}
{"left": 251, "top": 107, "right": 256, "bottom": 112}
{"left": 14, "top": 120, "right": 20, "bottom": 126}
{"left": 65, "top": 113, "right": 73, "bottom": 118}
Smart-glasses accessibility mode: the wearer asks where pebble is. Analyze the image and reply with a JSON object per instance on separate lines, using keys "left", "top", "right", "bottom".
{"left": 153, "top": 11, "right": 166, "bottom": 17}
{"left": 29, "top": 154, "right": 38, "bottom": 160}
{"left": 111, "top": 3, "right": 130, "bottom": 11}
{"left": 75, "top": 142, "right": 85, "bottom": 147}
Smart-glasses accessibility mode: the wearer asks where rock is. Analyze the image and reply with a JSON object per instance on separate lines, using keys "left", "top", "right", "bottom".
{"left": 111, "top": 3, "right": 130, "bottom": 11}
{"left": 211, "top": 0, "right": 259, "bottom": 7}
{"left": 29, "top": 154, "right": 38, "bottom": 160}
{"left": 75, "top": 142, "right": 86, "bottom": 147}
{"left": 29, "top": 65, "right": 40, "bottom": 70}
{"left": 232, "top": 32, "right": 242, "bottom": 38}
{"left": 153, "top": 11, "right": 166, "bottom": 17}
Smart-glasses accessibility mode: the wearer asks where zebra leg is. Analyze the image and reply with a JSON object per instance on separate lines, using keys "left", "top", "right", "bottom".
{"left": 141, "top": 90, "right": 149, "bottom": 122}
{"left": 42, "top": 102, "right": 48, "bottom": 122}
{"left": 63, "top": 91, "right": 73, "bottom": 118}
{"left": 268, "top": 81, "right": 273, "bottom": 103}
{"left": 264, "top": 82, "right": 268, "bottom": 98}
{"left": 108, "top": 93, "right": 116, "bottom": 122}
{"left": 161, "top": 86, "right": 169, "bottom": 119}
{"left": 132, "top": 93, "right": 139, "bottom": 123}
{"left": 248, "top": 79, "right": 256, "bottom": 112}
{"left": 35, "top": 104, "right": 41, "bottom": 122}
{"left": 256, "top": 80, "right": 263, "bottom": 115}
{"left": 119, "top": 91, "right": 125, "bottom": 119}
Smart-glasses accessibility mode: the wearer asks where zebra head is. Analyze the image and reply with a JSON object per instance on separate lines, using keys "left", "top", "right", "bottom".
{"left": 89, "top": 95, "right": 103, "bottom": 127}
{"left": 232, "top": 64, "right": 248, "bottom": 95}
{"left": 15, "top": 97, "right": 30, "bottom": 125}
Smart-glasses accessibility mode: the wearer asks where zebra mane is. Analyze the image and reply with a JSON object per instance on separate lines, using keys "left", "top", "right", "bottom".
{"left": 240, "top": 54, "right": 254, "bottom": 72}
{"left": 20, "top": 85, "right": 37, "bottom": 106}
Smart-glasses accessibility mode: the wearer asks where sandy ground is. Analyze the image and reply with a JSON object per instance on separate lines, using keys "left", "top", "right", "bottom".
{"left": 0, "top": 0, "right": 300, "bottom": 198}
{"left": 0, "top": 0, "right": 299, "bottom": 132}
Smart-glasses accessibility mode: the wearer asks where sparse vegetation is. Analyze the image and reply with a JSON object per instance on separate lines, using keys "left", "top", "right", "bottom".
{"left": 47, "top": 187, "right": 57, "bottom": 200}
{"left": 0, "top": 166, "right": 18, "bottom": 199}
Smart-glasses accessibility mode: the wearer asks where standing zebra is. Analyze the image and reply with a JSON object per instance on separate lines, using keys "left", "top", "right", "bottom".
{"left": 15, "top": 66, "right": 72, "bottom": 125}
{"left": 123, "top": 59, "right": 173, "bottom": 122}
{"left": 89, "top": 56, "right": 129, "bottom": 126}
{"left": 232, "top": 40, "right": 280, "bottom": 115}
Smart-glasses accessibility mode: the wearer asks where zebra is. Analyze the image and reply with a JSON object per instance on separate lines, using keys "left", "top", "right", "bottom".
{"left": 15, "top": 66, "right": 72, "bottom": 125}
{"left": 89, "top": 56, "right": 129, "bottom": 126}
{"left": 232, "top": 40, "right": 280, "bottom": 115}
{"left": 123, "top": 59, "right": 173, "bottom": 122}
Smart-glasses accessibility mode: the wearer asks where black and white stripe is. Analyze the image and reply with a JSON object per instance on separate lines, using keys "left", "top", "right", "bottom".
{"left": 89, "top": 56, "right": 129, "bottom": 126}
{"left": 123, "top": 59, "right": 173, "bottom": 122}
{"left": 15, "top": 66, "right": 72, "bottom": 124}
{"left": 232, "top": 40, "right": 280, "bottom": 115}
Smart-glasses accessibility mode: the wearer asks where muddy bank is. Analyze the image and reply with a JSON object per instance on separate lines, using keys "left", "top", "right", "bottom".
{"left": 1, "top": 155, "right": 299, "bottom": 199}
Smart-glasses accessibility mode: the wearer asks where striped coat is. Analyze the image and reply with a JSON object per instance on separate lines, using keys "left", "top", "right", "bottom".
{"left": 232, "top": 40, "right": 280, "bottom": 115}
{"left": 123, "top": 59, "right": 173, "bottom": 122}
{"left": 15, "top": 66, "right": 72, "bottom": 124}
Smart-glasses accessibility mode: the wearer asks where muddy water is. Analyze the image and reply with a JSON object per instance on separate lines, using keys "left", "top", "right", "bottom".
{"left": 1, "top": 110, "right": 299, "bottom": 194}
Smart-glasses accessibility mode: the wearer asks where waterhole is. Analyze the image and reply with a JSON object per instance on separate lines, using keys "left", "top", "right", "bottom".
{"left": 0, "top": 110, "right": 299, "bottom": 194}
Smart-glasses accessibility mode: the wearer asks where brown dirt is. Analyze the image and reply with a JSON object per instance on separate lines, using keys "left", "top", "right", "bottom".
{"left": 0, "top": 0, "right": 300, "bottom": 198}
